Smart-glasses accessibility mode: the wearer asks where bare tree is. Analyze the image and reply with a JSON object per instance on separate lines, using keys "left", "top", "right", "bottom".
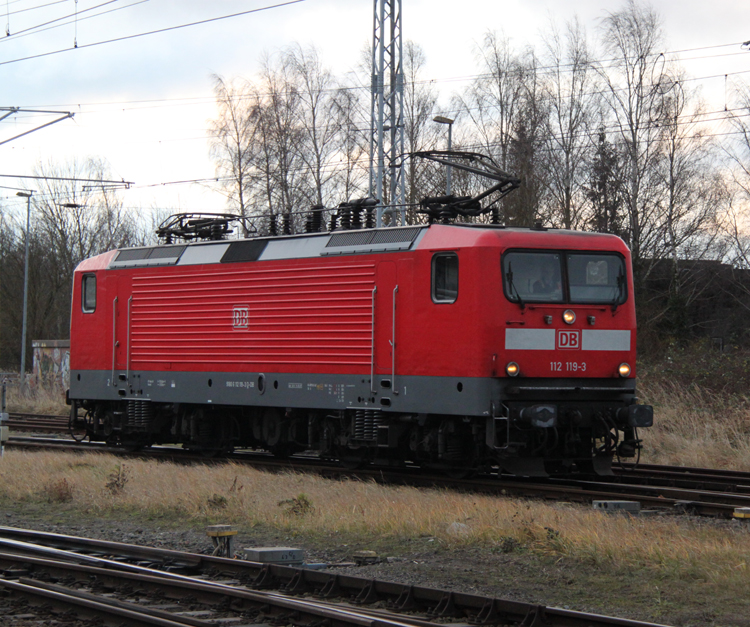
{"left": 586, "top": 124, "right": 626, "bottom": 236}
{"left": 541, "top": 18, "right": 600, "bottom": 229}
{"left": 596, "top": 0, "right": 667, "bottom": 271}
{"left": 654, "top": 77, "right": 722, "bottom": 265}
{"left": 330, "top": 79, "right": 369, "bottom": 203}
{"left": 34, "top": 158, "right": 136, "bottom": 268}
{"left": 505, "top": 48, "right": 548, "bottom": 226}
{"left": 0, "top": 158, "right": 135, "bottom": 368}
{"left": 711, "top": 79, "right": 750, "bottom": 314}
{"left": 458, "top": 32, "right": 526, "bottom": 170}
{"left": 726, "top": 80, "right": 750, "bottom": 204}
{"left": 209, "top": 75, "right": 259, "bottom": 234}
{"left": 284, "top": 44, "right": 341, "bottom": 208}
{"left": 456, "top": 32, "right": 545, "bottom": 225}
{"left": 0, "top": 204, "right": 21, "bottom": 368}
{"left": 402, "top": 41, "right": 441, "bottom": 219}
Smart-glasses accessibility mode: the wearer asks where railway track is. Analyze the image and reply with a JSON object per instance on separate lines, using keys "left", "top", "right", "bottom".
{"left": 4, "top": 412, "right": 69, "bottom": 433}
{"left": 6, "top": 413, "right": 750, "bottom": 518}
{"left": 8, "top": 437, "right": 750, "bottom": 518}
{"left": 614, "top": 461, "right": 750, "bottom": 491}
{"left": 0, "top": 526, "right": 670, "bottom": 627}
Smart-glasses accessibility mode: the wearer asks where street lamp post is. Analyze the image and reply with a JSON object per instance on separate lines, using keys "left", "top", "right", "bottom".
{"left": 433, "top": 115, "right": 454, "bottom": 195}
{"left": 16, "top": 191, "right": 33, "bottom": 394}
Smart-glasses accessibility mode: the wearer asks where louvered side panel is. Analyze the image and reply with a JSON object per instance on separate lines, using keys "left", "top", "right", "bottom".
{"left": 129, "top": 262, "right": 376, "bottom": 370}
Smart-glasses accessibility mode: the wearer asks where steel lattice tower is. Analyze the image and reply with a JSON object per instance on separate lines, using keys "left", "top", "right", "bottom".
{"left": 369, "top": 0, "right": 405, "bottom": 227}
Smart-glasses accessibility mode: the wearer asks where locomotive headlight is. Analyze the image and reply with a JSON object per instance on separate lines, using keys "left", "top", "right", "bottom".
{"left": 506, "top": 362, "right": 520, "bottom": 377}
{"left": 618, "top": 363, "right": 632, "bottom": 377}
{"left": 562, "top": 309, "right": 576, "bottom": 325}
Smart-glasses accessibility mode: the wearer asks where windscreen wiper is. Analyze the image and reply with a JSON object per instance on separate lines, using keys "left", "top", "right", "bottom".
{"left": 611, "top": 270, "right": 625, "bottom": 312}
{"left": 506, "top": 263, "right": 525, "bottom": 310}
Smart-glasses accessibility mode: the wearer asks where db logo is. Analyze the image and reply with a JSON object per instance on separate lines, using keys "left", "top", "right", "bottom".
{"left": 232, "top": 306, "right": 249, "bottom": 329}
{"left": 557, "top": 329, "right": 580, "bottom": 350}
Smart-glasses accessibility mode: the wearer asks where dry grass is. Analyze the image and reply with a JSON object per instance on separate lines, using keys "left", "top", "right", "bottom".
{"left": 4, "top": 383, "right": 67, "bottom": 415}
{"left": 638, "top": 380, "right": 750, "bottom": 470}
{"left": 1, "top": 450, "right": 750, "bottom": 589}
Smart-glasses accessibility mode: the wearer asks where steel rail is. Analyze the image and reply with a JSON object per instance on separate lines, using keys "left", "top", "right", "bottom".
{"left": 615, "top": 463, "right": 750, "bottom": 485}
{"left": 619, "top": 462, "right": 750, "bottom": 479}
{"left": 7, "top": 412, "right": 67, "bottom": 421}
{"left": 0, "top": 578, "right": 192, "bottom": 627}
{"left": 17, "top": 578, "right": 213, "bottom": 626}
{"left": 0, "top": 529, "right": 671, "bottom": 627}
{"left": 612, "top": 468, "right": 750, "bottom": 493}
{"left": 0, "top": 549, "right": 533, "bottom": 627}
{"left": 3, "top": 569, "right": 446, "bottom": 627}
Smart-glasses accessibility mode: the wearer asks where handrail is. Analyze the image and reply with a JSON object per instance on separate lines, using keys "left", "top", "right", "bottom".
{"left": 370, "top": 286, "right": 377, "bottom": 394}
{"left": 391, "top": 285, "right": 398, "bottom": 394}
{"left": 111, "top": 296, "right": 118, "bottom": 386}
{"left": 126, "top": 295, "right": 133, "bottom": 384}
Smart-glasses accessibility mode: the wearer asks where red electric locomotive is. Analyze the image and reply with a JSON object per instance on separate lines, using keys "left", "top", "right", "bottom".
{"left": 67, "top": 154, "right": 652, "bottom": 476}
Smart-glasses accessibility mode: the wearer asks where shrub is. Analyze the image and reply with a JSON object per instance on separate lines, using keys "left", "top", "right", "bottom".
{"left": 278, "top": 493, "right": 314, "bottom": 516}
{"left": 44, "top": 478, "right": 73, "bottom": 503}
{"left": 105, "top": 464, "right": 130, "bottom": 495}
{"left": 207, "top": 494, "right": 228, "bottom": 509}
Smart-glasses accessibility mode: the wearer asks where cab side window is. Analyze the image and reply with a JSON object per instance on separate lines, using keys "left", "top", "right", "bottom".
{"left": 432, "top": 253, "right": 458, "bottom": 303}
{"left": 82, "top": 274, "right": 96, "bottom": 313}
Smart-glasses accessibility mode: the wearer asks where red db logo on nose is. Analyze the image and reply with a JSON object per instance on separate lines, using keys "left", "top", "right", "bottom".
{"left": 557, "top": 330, "right": 580, "bottom": 350}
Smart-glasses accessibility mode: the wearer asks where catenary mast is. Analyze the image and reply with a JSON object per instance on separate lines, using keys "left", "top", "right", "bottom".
{"left": 369, "top": 0, "right": 406, "bottom": 227}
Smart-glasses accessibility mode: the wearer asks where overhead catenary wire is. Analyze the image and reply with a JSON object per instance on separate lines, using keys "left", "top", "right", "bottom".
{"left": 0, "top": 0, "right": 307, "bottom": 67}
{"left": 5, "top": 0, "right": 71, "bottom": 19}
{"left": 1, "top": 0, "right": 149, "bottom": 44}
{"left": 0, "top": 172, "right": 133, "bottom": 185}
{"left": 2, "top": 0, "right": 121, "bottom": 39}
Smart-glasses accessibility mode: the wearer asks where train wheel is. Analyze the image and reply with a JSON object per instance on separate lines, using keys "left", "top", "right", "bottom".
{"left": 68, "top": 409, "right": 90, "bottom": 443}
{"left": 339, "top": 447, "right": 368, "bottom": 469}
{"left": 122, "top": 437, "right": 150, "bottom": 452}
{"left": 269, "top": 444, "right": 292, "bottom": 459}
{"left": 444, "top": 462, "right": 478, "bottom": 479}
{"left": 199, "top": 448, "right": 222, "bottom": 458}
{"left": 101, "top": 411, "right": 115, "bottom": 438}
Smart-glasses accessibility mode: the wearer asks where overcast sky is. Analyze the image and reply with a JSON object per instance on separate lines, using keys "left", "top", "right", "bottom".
{"left": 0, "top": 0, "right": 748, "bottom": 221}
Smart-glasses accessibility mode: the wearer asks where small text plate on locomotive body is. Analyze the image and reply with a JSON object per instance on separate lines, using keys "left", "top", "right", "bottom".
{"left": 226, "top": 381, "right": 254, "bottom": 389}
{"left": 232, "top": 305, "right": 249, "bottom": 329}
{"left": 306, "top": 382, "right": 346, "bottom": 403}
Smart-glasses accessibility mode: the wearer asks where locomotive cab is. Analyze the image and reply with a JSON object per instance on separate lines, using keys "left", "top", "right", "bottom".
{"left": 486, "top": 238, "right": 652, "bottom": 475}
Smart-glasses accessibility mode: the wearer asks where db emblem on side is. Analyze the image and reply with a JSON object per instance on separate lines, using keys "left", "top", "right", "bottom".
{"left": 557, "top": 329, "right": 580, "bottom": 350}
{"left": 232, "top": 306, "right": 249, "bottom": 329}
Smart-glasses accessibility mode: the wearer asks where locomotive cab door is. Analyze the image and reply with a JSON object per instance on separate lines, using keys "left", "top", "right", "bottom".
{"left": 110, "top": 275, "right": 132, "bottom": 389}
{"left": 375, "top": 261, "right": 397, "bottom": 376}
